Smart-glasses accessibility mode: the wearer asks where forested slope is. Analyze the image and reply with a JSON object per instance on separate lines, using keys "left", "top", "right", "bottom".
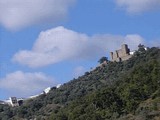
{"left": 0, "top": 46, "right": 160, "bottom": 120}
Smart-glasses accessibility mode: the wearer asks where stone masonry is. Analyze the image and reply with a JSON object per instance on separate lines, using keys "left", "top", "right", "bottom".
{"left": 110, "top": 44, "right": 132, "bottom": 62}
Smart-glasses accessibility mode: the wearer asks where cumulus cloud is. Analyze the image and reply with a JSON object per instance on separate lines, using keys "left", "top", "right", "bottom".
{"left": 13, "top": 26, "right": 144, "bottom": 68}
{"left": 0, "top": 71, "right": 56, "bottom": 98}
{"left": 115, "top": 0, "right": 160, "bottom": 14}
{"left": 0, "top": 0, "right": 75, "bottom": 30}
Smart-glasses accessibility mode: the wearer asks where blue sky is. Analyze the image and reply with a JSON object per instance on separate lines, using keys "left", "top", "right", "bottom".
{"left": 0, "top": 0, "right": 160, "bottom": 100}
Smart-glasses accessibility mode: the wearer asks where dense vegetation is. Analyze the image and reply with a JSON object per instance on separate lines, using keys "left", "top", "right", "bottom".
{"left": 0, "top": 46, "right": 160, "bottom": 120}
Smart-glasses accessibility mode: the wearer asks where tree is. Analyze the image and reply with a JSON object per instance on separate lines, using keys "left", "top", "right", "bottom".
{"left": 138, "top": 44, "right": 145, "bottom": 52}
{"left": 98, "top": 57, "right": 108, "bottom": 64}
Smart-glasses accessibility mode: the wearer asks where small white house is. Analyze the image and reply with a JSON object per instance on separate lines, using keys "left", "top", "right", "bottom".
{"left": 9, "top": 97, "right": 19, "bottom": 107}
{"left": 130, "top": 51, "right": 135, "bottom": 55}
{"left": 43, "top": 87, "right": 51, "bottom": 94}
{"left": 56, "top": 84, "right": 62, "bottom": 88}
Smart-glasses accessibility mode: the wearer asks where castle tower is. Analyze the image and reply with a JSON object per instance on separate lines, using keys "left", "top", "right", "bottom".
{"left": 110, "top": 52, "right": 113, "bottom": 60}
{"left": 121, "top": 44, "right": 130, "bottom": 55}
{"left": 110, "top": 44, "right": 132, "bottom": 62}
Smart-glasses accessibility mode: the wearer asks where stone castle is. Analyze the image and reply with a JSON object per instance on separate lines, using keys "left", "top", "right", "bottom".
{"left": 110, "top": 44, "right": 133, "bottom": 62}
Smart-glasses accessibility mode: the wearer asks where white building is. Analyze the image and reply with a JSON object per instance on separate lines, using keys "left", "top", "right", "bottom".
{"left": 28, "top": 94, "right": 42, "bottom": 99}
{"left": 0, "top": 86, "right": 53, "bottom": 107}
{"left": 130, "top": 51, "right": 135, "bottom": 55}
{"left": 56, "top": 84, "right": 62, "bottom": 88}
{"left": 9, "top": 97, "right": 19, "bottom": 107}
{"left": 43, "top": 87, "right": 51, "bottom": 94}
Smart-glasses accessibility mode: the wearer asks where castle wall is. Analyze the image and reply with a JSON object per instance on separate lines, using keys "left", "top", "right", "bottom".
{"left": 110, "top": 44, "right": 132, "bottom": 62}
{"left": 121, "top": 55, "right": 132, "bottom": 61}
{"left": 117, "top": 49, "right": 124, "bottom": 58}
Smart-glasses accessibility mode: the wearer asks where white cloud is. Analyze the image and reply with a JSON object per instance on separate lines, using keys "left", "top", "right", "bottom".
{"left": 0, "top": 71, "right": 56, "bottom": 98}
{"left": 13, "top": 26, "right": 144, "bottom": 68}
{"left": 115, "top": 0, "right": 160, "bottom": 14}
{"left": 0, "top": 0, "right": 75, "bottom": 30}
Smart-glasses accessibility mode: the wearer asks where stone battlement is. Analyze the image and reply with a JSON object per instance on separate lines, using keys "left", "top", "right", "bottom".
{"left": 110, "top": 44, "right": 132, "bottom": 62}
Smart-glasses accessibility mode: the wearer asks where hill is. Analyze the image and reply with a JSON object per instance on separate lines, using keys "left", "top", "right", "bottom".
{"left": 0, "top": 46, "right": 160, "bottom": 120}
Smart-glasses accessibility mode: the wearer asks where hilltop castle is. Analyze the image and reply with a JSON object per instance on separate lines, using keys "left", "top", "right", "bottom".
{"left": 110, "top": 44, "right": 133, "bottom": 62}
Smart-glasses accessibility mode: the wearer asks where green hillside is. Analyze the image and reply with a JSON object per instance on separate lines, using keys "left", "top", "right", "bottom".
{"left": 0, "top": 46, "right": 160, "bottom": 120}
